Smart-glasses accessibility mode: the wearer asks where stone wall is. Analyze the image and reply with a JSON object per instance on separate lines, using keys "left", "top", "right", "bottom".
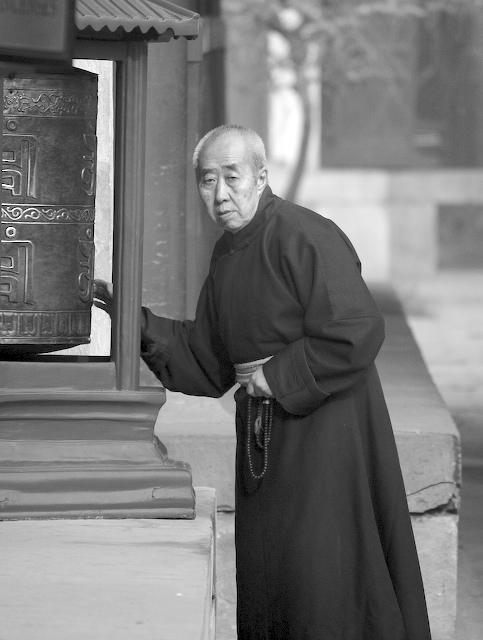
{"left": 291, "top": 168, "right": 483, "bottom": 298}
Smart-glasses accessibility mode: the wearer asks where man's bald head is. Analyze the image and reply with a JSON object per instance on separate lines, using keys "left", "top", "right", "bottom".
{"left": 193, "top": 125, "right": 267, "bottom": 179}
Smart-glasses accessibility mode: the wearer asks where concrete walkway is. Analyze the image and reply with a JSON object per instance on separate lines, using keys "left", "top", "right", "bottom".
{"left": 215, "top": 269, "right": 483, "bottom": 640}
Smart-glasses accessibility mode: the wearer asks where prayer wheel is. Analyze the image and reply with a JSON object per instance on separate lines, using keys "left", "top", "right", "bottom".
{"left": 0, "top": 68, "right": 98, "bottom": 353}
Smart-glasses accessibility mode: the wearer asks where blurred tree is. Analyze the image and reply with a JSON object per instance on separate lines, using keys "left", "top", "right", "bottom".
{"left": 224, "top": 0, "right": 483, "bottom": 200}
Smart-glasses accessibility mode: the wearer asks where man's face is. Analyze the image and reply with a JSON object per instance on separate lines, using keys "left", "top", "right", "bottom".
{"left": 197, "top": 133, "right": 267, "bottom": 233}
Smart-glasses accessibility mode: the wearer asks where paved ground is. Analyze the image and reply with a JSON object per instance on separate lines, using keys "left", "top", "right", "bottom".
{"left": 215, "top": 269, "right": 483, "bottom": 640}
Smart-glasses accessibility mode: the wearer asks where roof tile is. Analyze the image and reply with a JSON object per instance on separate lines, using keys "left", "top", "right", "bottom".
{"left": 75, "top": 0, "right": 199, "bottom": 39}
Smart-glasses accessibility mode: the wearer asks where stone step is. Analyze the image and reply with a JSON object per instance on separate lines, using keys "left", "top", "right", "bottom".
{"left": 0, "top": 487, "right": 216, "bottom": 640}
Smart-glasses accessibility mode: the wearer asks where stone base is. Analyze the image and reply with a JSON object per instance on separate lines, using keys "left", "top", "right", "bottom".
{"left": 0, "top": 388, "right": 195, "bottom": 519}
{"left": 412, "top": 514, "right": 458, "bottom": 640}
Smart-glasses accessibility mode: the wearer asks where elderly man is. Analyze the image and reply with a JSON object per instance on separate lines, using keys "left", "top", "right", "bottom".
{"left": 96, "top": 125, "right": 431, "bottom": 640}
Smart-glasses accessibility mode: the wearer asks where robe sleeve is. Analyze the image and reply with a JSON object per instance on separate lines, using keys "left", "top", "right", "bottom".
{"left": 140, "top": 275, "right": 235, "bottom": 398}
{"left": 263, "top": 216, "right": 385, "bottom": 416}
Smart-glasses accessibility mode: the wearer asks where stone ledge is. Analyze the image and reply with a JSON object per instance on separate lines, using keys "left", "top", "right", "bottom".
{"left": 163, "top": 432, "right": 236, "bottom": 511}
{"left": 396, "top": 431, "right": 459, "bottom": 513}
{"left": 373, "top": 285, "right": 460, "bottom": 514}
{"left": 0, "top": 487, "right": 216, "bottom": 640}
{"left": 301, "top": 169, "right": 483, "bottom": 205}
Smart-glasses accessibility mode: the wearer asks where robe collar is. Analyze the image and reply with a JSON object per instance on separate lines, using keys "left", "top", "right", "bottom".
{"left": 220, "top": 185, "right": 276, "bottom": 253}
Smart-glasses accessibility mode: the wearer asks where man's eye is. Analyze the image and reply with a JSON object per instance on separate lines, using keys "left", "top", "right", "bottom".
{"left": 227, "top": 176, "right": 238, "bottom": 183}
{"left": 202, "top": 178, "right": 216, "bottom": 186}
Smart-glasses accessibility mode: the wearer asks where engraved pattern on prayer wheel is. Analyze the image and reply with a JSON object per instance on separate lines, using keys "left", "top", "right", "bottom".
{"left": 0, "top": 68, "right": 98, "bottom": 352}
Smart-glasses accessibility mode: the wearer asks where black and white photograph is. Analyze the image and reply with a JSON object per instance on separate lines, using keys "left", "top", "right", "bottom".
{"left": 0, "top": 1, "right": 482, "bottom": 639}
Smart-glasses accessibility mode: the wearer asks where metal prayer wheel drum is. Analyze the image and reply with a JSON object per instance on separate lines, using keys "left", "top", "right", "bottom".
{"left": 1, "top": 68, "right": 98, "bottom": 353}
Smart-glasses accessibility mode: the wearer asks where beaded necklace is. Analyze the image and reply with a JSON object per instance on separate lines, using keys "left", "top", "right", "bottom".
{"left": 246, "top": 397, "right": 273, "bottom": 480}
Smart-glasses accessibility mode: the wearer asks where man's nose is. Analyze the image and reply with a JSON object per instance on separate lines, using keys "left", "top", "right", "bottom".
{"left": 215, "top": 178, "right": 229, "bottom": 202}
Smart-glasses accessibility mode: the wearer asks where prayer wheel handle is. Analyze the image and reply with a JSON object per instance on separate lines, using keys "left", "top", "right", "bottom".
{"left": 93, "top": 280, "right": 113, "bottom": 318}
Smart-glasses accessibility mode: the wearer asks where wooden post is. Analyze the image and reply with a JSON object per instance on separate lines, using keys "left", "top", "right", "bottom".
{"left": 112, "top": 41, "right": 147, "bottom": 391}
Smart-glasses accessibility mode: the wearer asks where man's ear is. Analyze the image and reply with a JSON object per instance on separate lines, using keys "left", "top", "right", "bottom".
{"left": 257, "top": 168, "right": 268, "bottom": 192}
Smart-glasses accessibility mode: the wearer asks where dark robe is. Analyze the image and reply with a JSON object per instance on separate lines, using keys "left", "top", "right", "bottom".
{"left": 141, "top": 186, "right": 432, "bottom": 640}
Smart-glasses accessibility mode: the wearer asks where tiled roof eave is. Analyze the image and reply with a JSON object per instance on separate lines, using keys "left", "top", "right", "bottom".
{"left": 75, "top": 0, "right": 199, "bottom": 41}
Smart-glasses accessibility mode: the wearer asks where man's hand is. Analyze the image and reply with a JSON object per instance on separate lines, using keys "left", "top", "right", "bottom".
{"left": 246, "top": 366, "right": 273, "bottom": 398}
{"left": 93, "top": 280, "right": 113, "bottom": 317}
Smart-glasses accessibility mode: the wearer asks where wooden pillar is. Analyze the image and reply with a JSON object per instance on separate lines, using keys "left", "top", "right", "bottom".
{"left": 143, "top": 10, "right": 226, "bottom": 324}
{"left": 113, "top": 41, "right": 147, "bottom": 390}
{"left": 143, "top": 39, "right": 189, "bottom": 323}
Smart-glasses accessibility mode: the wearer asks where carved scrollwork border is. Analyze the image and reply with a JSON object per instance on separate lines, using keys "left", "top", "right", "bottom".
{"left": 1, "top": 205, "right": 95, "bottom": 223}
{"left": 3, "top": 90, "right": 97, "bottom": 118}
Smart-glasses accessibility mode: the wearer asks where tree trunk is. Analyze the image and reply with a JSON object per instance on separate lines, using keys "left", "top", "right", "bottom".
{"left": 284, "top": 72, "right": 312, "bottom": 203}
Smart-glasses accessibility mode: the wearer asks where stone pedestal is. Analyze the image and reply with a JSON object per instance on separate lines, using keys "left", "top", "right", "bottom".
{"left": 0, "top": 372, "right": 194, "bottom": 519}
{"left": 413, "top": 514, "right": 459, "bottom": 640}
